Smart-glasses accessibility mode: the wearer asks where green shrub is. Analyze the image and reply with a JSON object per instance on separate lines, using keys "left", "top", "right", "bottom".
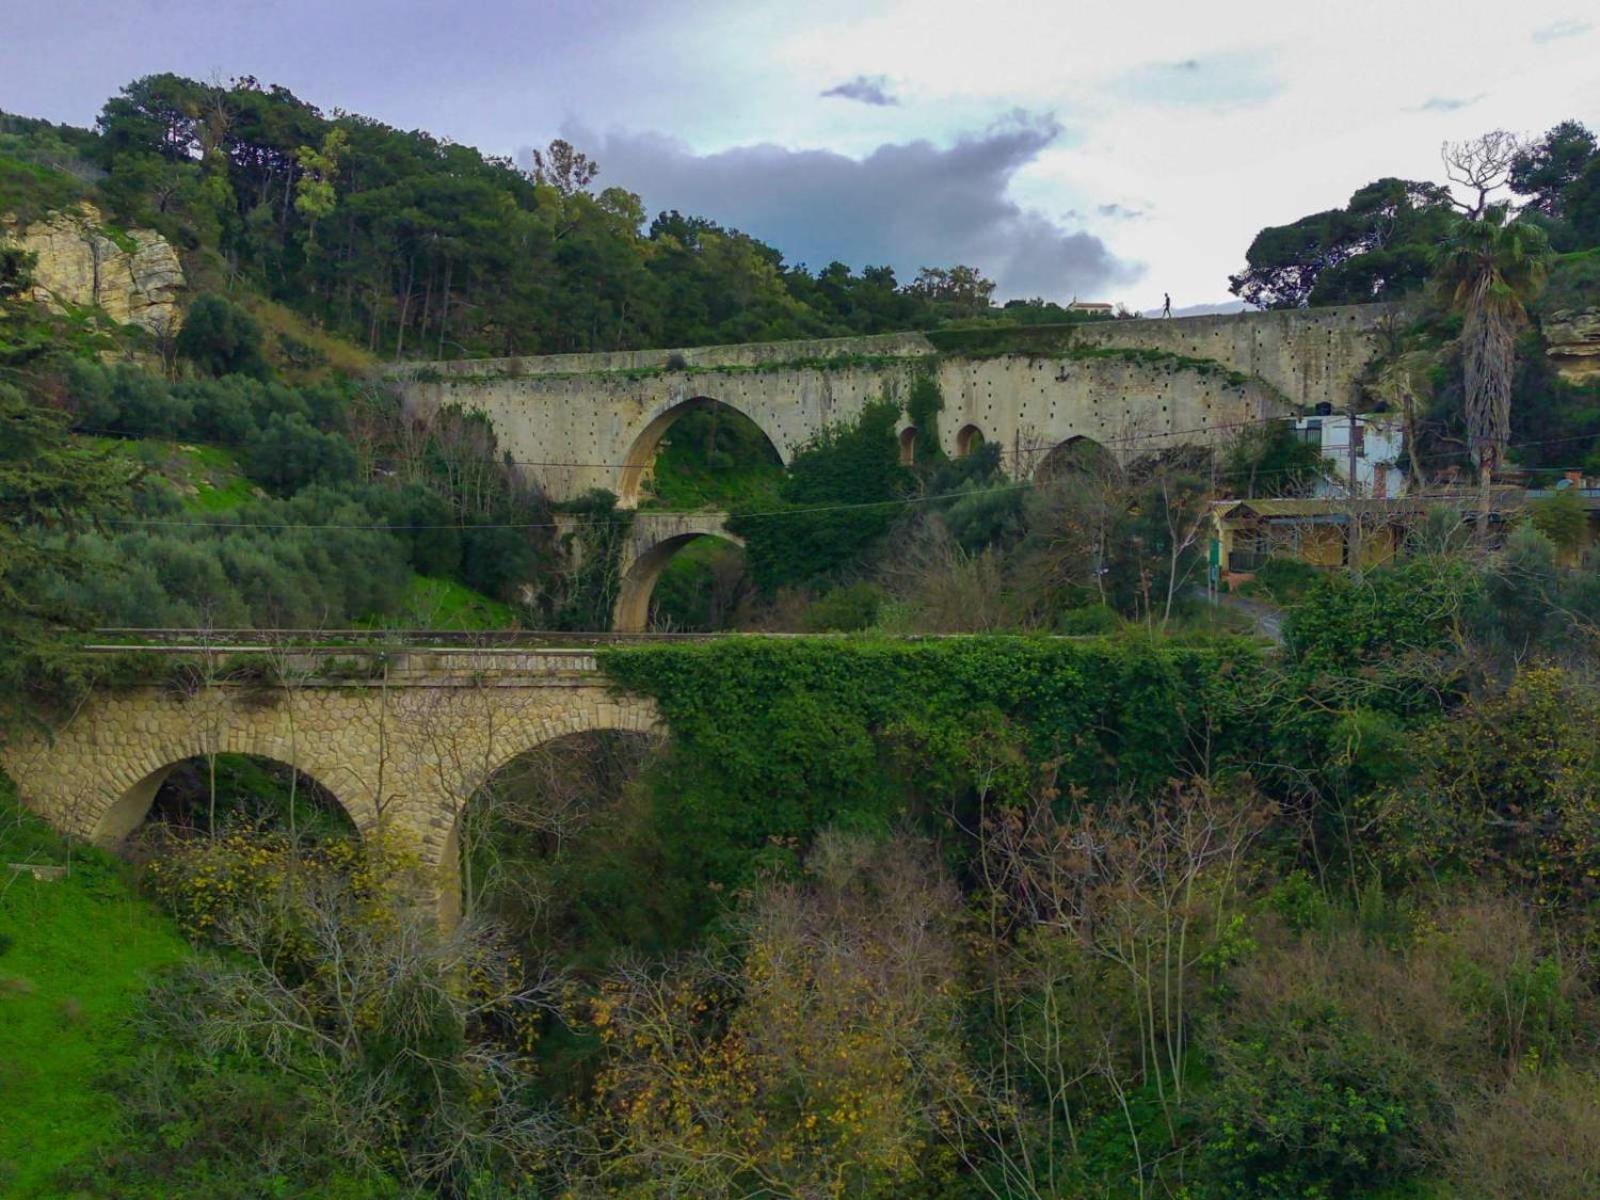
{"left": 1055, "top": 603, "right": 1122, "bottom": 634}
{"left": 1530, "top": 490, "right": 1588, "bottom": 556}
{"left": 175, "top": 294, "right": 267, "bottom": 378}
{"left": 1283, "top": 558, "right": 1480, "bottom": 695}
{"left": 802, "top": 582, "right": 884, "bottom": 631}
{"left": 244, "top": 412, "right": 356, "bottom": 494}
{"left": 1241, "top": 555, "right": 1323, "bottom": 603}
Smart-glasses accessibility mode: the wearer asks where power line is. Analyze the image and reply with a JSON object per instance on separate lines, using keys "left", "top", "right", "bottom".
{"left": 87, "top": 430, "right": 1594, "bottom": 536}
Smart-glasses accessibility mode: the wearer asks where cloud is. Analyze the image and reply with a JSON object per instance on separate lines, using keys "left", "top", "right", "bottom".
{"left": 1411, "top": 94, "right": 1486, "bottom": 112}
{"left": 1097, "top": 202, "right": 1146, "bottom": 220}
{"left": 1111, "top": 50, "right": 1284, "bottom": 111}
{"left": 573, "top": 114, "right": 1141, "bottom": 301}
{"left": 1532, "top": 18, "right": 1592, "bottom": 43}
{"left": 820, "top": 74, "right": 900, "bottom": 106}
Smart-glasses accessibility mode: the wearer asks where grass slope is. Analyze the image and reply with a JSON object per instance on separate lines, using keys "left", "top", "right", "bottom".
{"left": 76, "top": 435, "right": 257, "bottom": 514}
{"left": 379, "top": 573, "right": 522, "bottom": 630}
{"left": 0, "top": 775, "right": 191, "bottom": 1197}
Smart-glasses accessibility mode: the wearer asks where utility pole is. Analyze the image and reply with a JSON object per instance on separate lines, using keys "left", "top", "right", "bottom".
{"left": 1347, "top": 408, "right": 1362, "bottom": 570}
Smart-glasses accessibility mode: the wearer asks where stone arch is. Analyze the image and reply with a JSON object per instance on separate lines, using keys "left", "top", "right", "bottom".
{"left": 955, "top": 423, "right": 986, "bottom": 457}
{"left": 617, "top": 396, "right": 786, "bottom": 507}
{"left": 438, "top": 701, "right": 665, "bottom": 927}
{"left": 899, "top": 425, "right": 918, "bottom": 466}
{"left": 613, "top": 530, "right": 746, "bottom": 633}
{"left": 1034, "top": 434, "right": 1118, "bottom": 483}
{"left": 92, "top": 746, "right": 356, "bottom": 847}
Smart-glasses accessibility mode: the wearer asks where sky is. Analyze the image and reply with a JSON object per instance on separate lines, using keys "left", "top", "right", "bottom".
{"left": 3, "top": 0, "right": 1598, "bottom": 310}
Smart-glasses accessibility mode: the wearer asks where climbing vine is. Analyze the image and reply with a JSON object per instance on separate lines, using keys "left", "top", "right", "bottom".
{"left": 599, "top": 636, "right": 1264, "bottom": 895}
{"left": 539, "top": 489, "right": 635, "bottom": 630}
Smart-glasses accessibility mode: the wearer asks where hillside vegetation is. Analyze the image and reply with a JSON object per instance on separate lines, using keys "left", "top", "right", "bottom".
{"left": 6, "top": 83, "right": 1600, "bottom": 1200}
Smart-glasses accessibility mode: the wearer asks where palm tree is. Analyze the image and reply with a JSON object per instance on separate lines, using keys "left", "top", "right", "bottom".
{"left": 1432, "top": 205, "right": 1553, "bottom": 515}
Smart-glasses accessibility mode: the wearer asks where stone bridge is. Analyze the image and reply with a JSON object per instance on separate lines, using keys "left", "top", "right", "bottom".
{"left": 0, "top": 647, "right": 661, "bottom": 923}
{"left": 394, "top": 305, "right": 1392, "bottom": 503}
{"left": 394, "top": 304, "right": 1393, "bottom": 627}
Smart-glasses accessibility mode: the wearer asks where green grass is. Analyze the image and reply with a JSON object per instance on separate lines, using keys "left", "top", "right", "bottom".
{"left": 173, "top": 443, "right": 256, "bottom": 512}
{"left": 0, "top": 154, "right": 86, "bottom": 224}
{"left": 77, "top": 436, "right": 257, "bottom": 513}
{"left": 0, "top": 774, "right": 192, "bottom": 1197}
{"left": 374, "top": 574, "right": 523, "bottom": 630}
{"left": 638, "top": 404, "right": 784, "bottom": 511}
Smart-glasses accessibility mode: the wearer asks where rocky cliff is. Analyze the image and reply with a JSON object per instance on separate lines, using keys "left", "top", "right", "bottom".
{"left": 1545, "top": 308, "right": 1600, "bottom": 382}
{"left": 3, "top": 201, "right": 184, "bottom": 333}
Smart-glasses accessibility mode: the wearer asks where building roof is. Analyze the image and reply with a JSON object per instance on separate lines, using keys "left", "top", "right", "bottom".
{"left": 1213, "top": 498, "right": 1434, "bottom": 519}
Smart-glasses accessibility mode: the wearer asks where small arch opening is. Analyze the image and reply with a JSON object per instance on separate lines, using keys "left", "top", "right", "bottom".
{"left": 649, "top": 535, "right": 754, "bottom": 631}
{"left": 899, "top": 426, "right": 918, "bottom": 466}
{"left": 956, "top": 424, "right": 986, "bottom": 457}
{"left": 613, "top": 531, "right": 747, "bottom": 632}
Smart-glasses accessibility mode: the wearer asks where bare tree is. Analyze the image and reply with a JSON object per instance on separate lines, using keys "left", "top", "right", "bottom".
{"left": 580, "top": 831, "right": 969, "bottom": 1197}
{"left": 963, "top": 777, "right": 1270, "bottom": 1189}
{"left": 529, "top": 138, "right": 599, "bottom": 196}
{"left": 142, "top": 854, "right": 566, "bottom": 1188}
{"left": 1441, "top": 130, "right": 1526, "bottom": 220}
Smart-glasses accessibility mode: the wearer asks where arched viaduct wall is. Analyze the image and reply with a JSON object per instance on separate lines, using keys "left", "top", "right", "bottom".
{"left": 0, "top": 650, "right": 661, "bottom": 921}
{"left": 391, "top": 305, "right": 1392, "bottom": 506}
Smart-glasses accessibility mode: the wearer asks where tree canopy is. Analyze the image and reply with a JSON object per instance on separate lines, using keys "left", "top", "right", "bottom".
{"left": 69, "top": 73, "right": 1107, "bottom": 360}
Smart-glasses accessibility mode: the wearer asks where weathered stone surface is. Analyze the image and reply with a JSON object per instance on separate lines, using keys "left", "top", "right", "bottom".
{"left": 392, "top": 304, "right": 1394, "bottom": 507}
{"left": 8, "top": 201, "right": 185, "bottom": 333}
{"left": 1545, "top": 308, "right": 1600, "bottom": 382}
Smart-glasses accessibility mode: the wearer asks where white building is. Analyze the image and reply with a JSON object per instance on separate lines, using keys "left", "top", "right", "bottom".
{"left": 1294, "top": 413, "right": 1406, "bottom": 499}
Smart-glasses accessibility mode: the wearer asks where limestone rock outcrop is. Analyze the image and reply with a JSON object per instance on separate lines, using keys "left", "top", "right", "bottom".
{"left": 1544, "top": 308, "right": 1600, "bottom": 382}
{"left": 4, "top": 201, "right": 185, "bottom": 333}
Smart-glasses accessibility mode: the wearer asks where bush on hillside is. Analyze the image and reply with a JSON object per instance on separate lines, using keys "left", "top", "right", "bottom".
{"left": 176, "top": 294, "right": 267, "bottom": 379}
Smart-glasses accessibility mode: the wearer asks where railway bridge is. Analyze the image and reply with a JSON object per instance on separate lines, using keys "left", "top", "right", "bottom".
{"left": 0, "top": 641, "right": 661, "bottom": 923}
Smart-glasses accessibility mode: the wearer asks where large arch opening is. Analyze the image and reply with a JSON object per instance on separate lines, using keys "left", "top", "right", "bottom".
{"left": 618, "top": 397, "right": 784, "bottom": 508}
{"left": 446, "top": 728, "right": 663, "bottom": 931}
{"left": 614, "top": 531, "right": 748, "bottom": 632}
{"left": 103, "top": 753, "right": 357, "bottom": 852}
{"left": 956, "top": 424, "right": 986, "bottom": 458}
{"left": 1034, "top": 435, "right": 1118, "bottom": 484}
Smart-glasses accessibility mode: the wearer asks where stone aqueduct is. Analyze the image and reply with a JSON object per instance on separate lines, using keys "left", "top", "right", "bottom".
{"left": 0, "top": 648, "right": 660, "bottom": 923}
{"left": 394, "top": 305, "right": 1391, "bottom": 629}
{"left": 5, "top": 307, "right": 1395, "bottom": 909}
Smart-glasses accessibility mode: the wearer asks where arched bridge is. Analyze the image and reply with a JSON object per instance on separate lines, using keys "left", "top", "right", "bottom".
{"left": 0, "top": 644, "right": 661, "bottom": 924}
{"left": 393, "top": 305, "right": 1393, "bottom": 628}
{"left": 393, "top": 305, "right": 1392, "bottom": 507}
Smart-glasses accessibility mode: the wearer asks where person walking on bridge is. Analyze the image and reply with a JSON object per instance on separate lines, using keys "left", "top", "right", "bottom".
{"left": 1162, "top": 292, "right": 1172, "bottom": 318}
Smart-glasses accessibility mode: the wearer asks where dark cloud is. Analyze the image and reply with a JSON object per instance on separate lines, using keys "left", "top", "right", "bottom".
{"left": 820, "top": 75, "right": 899, "bottom": 107}
{"left": 1097, "top": 202, "right": 1146, "bottom": 220}
{"left": 1532, "top": 18, "right": 1591, "bottom": 43}
{"left": 573, "top": 115, "right": 1140, "bottom": 301}
{"left": 1413, "top": 94, "right": 1484, "bottom": 112}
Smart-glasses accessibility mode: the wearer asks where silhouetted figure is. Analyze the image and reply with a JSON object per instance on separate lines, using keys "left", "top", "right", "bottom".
{"left": 1162, "top": 292, "right": 1172, "bottom": 318}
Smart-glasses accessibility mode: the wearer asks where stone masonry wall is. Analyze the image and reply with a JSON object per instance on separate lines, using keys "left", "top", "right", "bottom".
{"left": 393, "top": 305, "right": 1391, "bottom": 505}
{"left": 0, "top": 672, "right": 661, "bottom": 887}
